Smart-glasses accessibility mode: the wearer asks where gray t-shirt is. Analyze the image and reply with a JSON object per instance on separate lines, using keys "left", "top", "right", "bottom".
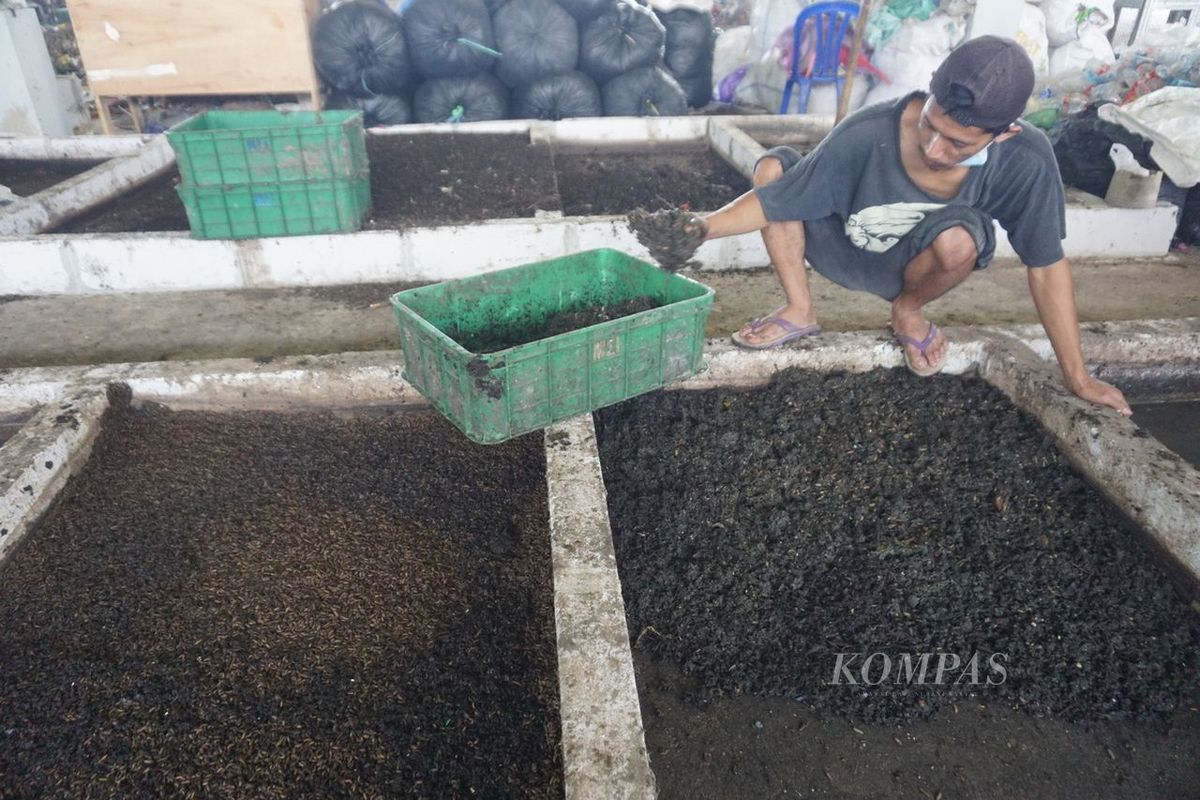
{"left": 756, "top": 92, "right": 1068, "bottom": 268}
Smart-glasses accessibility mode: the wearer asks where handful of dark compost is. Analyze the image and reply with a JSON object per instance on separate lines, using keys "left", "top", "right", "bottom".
{"left": 627, "top": 207, "right": 706, "bottom": 272}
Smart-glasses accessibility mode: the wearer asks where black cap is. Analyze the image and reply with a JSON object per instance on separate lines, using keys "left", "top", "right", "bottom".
{"left": 930, "top": 35, "right": 1036, "bottom": 132}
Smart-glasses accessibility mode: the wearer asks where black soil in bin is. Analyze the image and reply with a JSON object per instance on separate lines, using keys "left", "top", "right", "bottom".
{"left": 0, "top": 158, "right": 103, "bottom": 197}
{"left": 0, "top": 391, "right": 562, "bottom": 799}
{"left": 365, "top": 133, "right": 561, "bottom": 228}
{"left": 555, "top": 145, "right": 750, "bottom": 216}
{"left": 595, "top": 368, "right": 1200, "bottom": 799}
{"left": 52, "top": 168, "right": 189, "bottom": 233}
{"left": 37, "top": 138, "right": 749, "bottom": 233}
{"left": 455, "top": 296, "right": 659, "bottom": 353}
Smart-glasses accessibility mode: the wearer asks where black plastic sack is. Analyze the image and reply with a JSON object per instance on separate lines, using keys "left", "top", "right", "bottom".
{"left": 493, "top": 0, "right": 579, "bottom": 88}
{"left": 414, "top": 74, "right": 510, "bottom": 122}
{"left": 1052, "top": 105, "right": 1157, "bottom": 198}
{"left": 558, "top": 0, "right": 614, "bottom": 22}
{"left": 656, "top": 7, "right": 715, "bottom": 79}
{"left": 579, "top": 1, "right": 665, "bottom": 85}
{"left": 1177, "top": 185, "right": 1200, "bottom": 247}
{"left": 602, "top": 66, "right": 687, "bottom": 117}
{"left": 327, "top": 91, "right": 412, "bottom": 126}
{"left": 514, "top": 71, "right": 603, "bottom": 119}
{"left": 673, "top": 71, "right": 713, "bottom": 109}
{"left": 313, "top": 1, "right": 412, "bottom": 97}
{"left": 401, "top": 0, "right": 497, "bottom": 79}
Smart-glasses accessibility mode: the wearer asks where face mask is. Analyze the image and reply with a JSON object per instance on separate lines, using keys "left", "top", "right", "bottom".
{"left": 957, "top": 145, "right": 990, "bottom": 168}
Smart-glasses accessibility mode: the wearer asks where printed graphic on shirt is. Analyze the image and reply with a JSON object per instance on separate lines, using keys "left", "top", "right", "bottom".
{"left": 845, "top": 202, "right": 945, "bottom": 253}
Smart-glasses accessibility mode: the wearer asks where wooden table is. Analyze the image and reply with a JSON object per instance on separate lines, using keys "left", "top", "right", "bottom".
{"left": 65, "top": 0, "right": 322, "bottom": 133}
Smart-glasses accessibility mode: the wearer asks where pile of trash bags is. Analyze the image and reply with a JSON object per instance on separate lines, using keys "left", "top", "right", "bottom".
{"left": 714, "top": 0, "right": 974, "bottom": 115}
{"left": 1026, "top": 27, "right": 1200, "bottom": 131}
{"left": 312, "top": 0, "right": 717, "bottom": 123}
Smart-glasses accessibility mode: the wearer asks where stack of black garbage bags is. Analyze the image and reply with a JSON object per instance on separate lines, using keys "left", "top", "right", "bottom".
{"left": 313, "top": 0, "right": 716, "bottom": 124}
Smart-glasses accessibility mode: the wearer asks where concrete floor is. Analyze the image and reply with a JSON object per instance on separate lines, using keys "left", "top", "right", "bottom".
{"left": 1, "top": 253, "right": 1197, "bottom": 370}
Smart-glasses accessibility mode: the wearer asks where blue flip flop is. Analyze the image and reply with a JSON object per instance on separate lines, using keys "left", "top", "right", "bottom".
{"left": 892, "top": 322, "right": 946, "bottom": 377}
{"left": 732, "top": 315, "right": 822, "bottom": 350}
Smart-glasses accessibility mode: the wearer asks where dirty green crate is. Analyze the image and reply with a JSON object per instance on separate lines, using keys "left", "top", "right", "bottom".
{"left": 390, "top": 248, "right": 715, "bottom": 445}
{"left": 166, "top": 110, "right": 368, "bottom": 186}
{"left": 177, "top": 175, "right": 370, "bottom": 240}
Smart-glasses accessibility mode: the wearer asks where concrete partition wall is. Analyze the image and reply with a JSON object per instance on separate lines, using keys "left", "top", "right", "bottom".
{"left": 0, "top": 135, "right": 174, "bottom": 237}
{"left": 0, "top": 135, "right": 152, "bottom": 160}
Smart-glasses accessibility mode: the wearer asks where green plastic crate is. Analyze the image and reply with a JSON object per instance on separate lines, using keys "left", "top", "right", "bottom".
{"left": 177, "top": 175, "right": 370, "bottom": 240}
{"left": 166, "top": 110, "right": 368, "bottom": 186}
{"left": 391, "top": 249, "right": 715, "bottom": 445}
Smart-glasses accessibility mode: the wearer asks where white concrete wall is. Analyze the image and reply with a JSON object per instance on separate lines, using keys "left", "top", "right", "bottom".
{"left": 0, "top": 135, "right": 150, "bottom": 160}
{"left": 0, "top": 199, "right": 1177, "bottom": 296}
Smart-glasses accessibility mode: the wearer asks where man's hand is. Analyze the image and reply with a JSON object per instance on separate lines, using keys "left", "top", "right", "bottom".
{"left": 1026, "top": 261, "right": 1132, "bottom": 417}
{"left": 1069, "top": 375, "right": 1133, "bottom": 417}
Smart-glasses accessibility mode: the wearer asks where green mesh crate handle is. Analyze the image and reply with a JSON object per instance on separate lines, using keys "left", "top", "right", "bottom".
{"left": 391, "top": 249, "right": 715, "bottom": 445}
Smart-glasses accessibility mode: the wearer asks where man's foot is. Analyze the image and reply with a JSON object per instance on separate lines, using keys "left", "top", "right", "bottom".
{"left": 732, "top": 306, "right": 821, "bottom": 350}
{"left": 889, "top": 312, "right": 948, "bottom": 377}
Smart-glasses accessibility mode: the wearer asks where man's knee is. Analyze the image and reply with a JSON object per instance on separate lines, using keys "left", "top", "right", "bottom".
{"left": 930, "top": 226, "right": 979, "bottom": 272}
{"left": 753, "top": 156, "right": 785, "bottom": 188}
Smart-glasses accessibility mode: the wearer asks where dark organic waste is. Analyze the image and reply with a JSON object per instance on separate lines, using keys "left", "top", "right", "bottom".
{"left": 455, "top": 296, "right": 659, "bottom": 353}
{"left": 559, "top": 148, "right": 749, "bottom": 216}
{"left": 596, "top": 368, "right": 1200, "bottom": 726}
{"left": 51, "top": 139, "right": 747, "bottom": 232}
{"left": 628, "top": 207, "right": 706, "bottom": 271}
{"left": 0, "top": 159, "right": 100, "bottom": 197}
{"left": 0, "top": 397, "right": 562, "bottom": 797}
{"left": 365, "top": 133, "right": 560, "bottom": 227}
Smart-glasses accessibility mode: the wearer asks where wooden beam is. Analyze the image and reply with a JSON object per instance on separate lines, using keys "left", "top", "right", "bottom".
{"left": 837, "top": 0, "right": 874, "bottom": 123}
{"left": 67, "top": 0, "right": 318, "bottom": 97}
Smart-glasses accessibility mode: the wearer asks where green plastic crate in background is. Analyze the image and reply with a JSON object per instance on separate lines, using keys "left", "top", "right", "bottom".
{"left": 166, "top": 110, "right": 368, "bottom": 186}
{"left": 176, "top": 175, "right": 370, "bottom": 240}
{"left": 391, "top": 249, "right": 715, "bottom": 445}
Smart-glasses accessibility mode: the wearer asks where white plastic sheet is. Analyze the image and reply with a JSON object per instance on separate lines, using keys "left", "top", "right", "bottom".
{"left": 713, "top": 25, "right": 754, "bottom": 92}
{"left": 1048, "top": 27, "right": 1116, "bottom": 77}
{"left": 863, "top": 14, "right": 967, "bottom": 106}
{"left": 1016, "top": 2, "right": 1051, "bottom": 78}
{"left": 1098, "top": 87, "right": 1200, "bottom": 187}
{"left": 1043, "top": 0, "right": 1115, "bottom": 48}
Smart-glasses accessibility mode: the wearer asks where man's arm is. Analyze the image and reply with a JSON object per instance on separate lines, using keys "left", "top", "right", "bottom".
{"left": 1026, "top": 259, "right": 1132, "bottom": 416}
{"left": 694, "top": 190, "right": 770, "bottom": 240}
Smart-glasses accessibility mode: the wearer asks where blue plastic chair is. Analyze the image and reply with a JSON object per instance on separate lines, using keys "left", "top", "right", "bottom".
{"left": 780, "top": 2, "right": 860, "bottom": 115}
